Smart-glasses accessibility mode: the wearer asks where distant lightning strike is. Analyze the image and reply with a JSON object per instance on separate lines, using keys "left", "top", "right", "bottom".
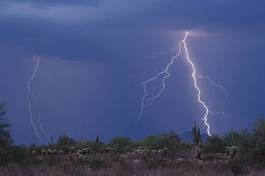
{"left": 34, "top": 97, "right": 49, "bottom": 138}
{"left": 138, "top": 31, "right": 229, "bottom": 136}
{"left": 37, "top": 113, "right": 49, "bottom": 138}
{"left": 27, "top": 56, "right": 49, "bottom": 143}
{"left": 27, "top": 56, "right": 42, "bottom": 143}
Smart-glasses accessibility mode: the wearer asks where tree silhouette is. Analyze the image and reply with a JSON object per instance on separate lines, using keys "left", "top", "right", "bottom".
{"left": 0, "top": 103, "right": 11, "bottom": 149}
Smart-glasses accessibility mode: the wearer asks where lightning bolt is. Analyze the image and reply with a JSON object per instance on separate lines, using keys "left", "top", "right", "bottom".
{"left": 27, "top": 56, "right": 49, "bottom": 143}
{"left": 27, "top": 56, "right": 42, "bottom": 144}
{"left": 34, "top": 96, "right": 49, "bottom": 139}
{"left": 137, "top": 42, "right": 182, "bottom": 121}
{"left": 182, "top": 32, "right": 212, "bottom": 136}
{"left": 196, "top": 75, "right": 230, "bottom": 119}
{"left": 37, "top": 112, "right": 49, "bottom": 138}
{"left": 138, "top": 31, "right": 229, "bottom": 136}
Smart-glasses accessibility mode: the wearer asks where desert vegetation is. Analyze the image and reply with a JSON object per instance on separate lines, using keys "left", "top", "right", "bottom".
{"left": 1, "top": 103, "right": 265, "bottom": 176}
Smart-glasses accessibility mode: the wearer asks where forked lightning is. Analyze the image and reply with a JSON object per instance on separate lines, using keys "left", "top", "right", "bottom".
{"left": 138, "top": 31, "right": 229, "bottom": 136}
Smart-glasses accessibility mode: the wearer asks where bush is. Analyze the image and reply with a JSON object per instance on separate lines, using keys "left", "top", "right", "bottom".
{"left": 57, "top": 135, "right": 76, "bottom": 149}
{"left": 229, "top": 158, "right": 246, "bottom": 176}
{"left": 203, "top": 135, "right": 226, "bottom": 153}
{"left": 224, "top": 130, "right": 252, "bottom": 146}
{"left": 8, "top": 146, "right": 27, "bottom": 163}
{"left": 0, "top": 145, "right": 27, "bottom": 165}
{"left": 109, "top": 137, "right": 133, "bottom": 152}
{"left": 139, "top": 131, "right": 180, "bottom": 153}
{"left": 224, "top": 130, "right": 253, "bottom": 163}
{"left": 252, "top": 119, "right": 265, "bottom": 165}
{"left": 0, "top": 149, "right": 9, "bottom": 165}
{"left": 226, "top": 119, "right": 265, "bottom": 166}
{"left": 88, "top": 156, "right": 104, "bottom": 169}
{"left": 0, "top": 103, "right": 12, "bottom": 149}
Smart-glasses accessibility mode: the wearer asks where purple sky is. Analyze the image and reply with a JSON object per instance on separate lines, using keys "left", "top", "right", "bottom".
{"left": 0, "top": 0, "right": 265, "bottom": 144}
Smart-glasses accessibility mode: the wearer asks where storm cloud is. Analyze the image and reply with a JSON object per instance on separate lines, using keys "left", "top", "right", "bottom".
{"left": 0, "top": 0, "right": 265, "bottom": 144}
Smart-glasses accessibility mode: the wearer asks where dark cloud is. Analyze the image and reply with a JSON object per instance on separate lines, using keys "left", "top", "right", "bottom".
{"left": 1, "top": 0, "right": 99, "bottom": 6}
{"left": 0, "top": 0, "right": 264, "bottom": 61}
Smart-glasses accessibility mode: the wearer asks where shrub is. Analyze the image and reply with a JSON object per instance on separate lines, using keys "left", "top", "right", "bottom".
{"left": 139, "top": 131, "right": 180, "bottom": 153}
{"left": 0, "top": 149, "right": 9, "bottom": 165}
{"left": 109, "top": 137, "right": 133, "bottom": 152}
{"left": 229, "top": 158, "right": 248, "bottom": 176}
{"left": 203, "top": 135, "right": 226, "bottom": 153}
{"left": 88, "top": 156, "right": 104, "bottom": 169}
{"left": 0, "top": 103, "right": 12, "bottom": 149}
{"left": 0, "top": 145, "right": 27, "bottom": 165}
{"left": 56, "top": 135, "right": 76, "bottom": 149}
{"left": 252, "top": 119, "right": 265, "bottom": 165}
{"left": 8, "top": 146, "right": 27, "bottom": 163}
{"left": 224, "top": 130, "right": 252, "bottom": 146}
{"left": 224, "top": 130, "right": 253, "bottom": 163}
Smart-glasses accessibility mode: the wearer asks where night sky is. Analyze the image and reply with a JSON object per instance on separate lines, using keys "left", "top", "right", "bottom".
{"left": 0, "top": 0, "right": 265, "bottom": 144}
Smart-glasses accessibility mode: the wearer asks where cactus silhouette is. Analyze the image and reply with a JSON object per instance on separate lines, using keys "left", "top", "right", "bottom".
{"left": 192, "top": 121, "right": 202, "bottom": 145}
{"left": 96, "top": 136, "right": 99, "bottom": 144}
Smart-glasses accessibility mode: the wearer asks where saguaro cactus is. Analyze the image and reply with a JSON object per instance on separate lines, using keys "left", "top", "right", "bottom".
{"left": 192, "top": 121, "right": 202, "bottom": 146}
{"left": 96, "top": 136, "right": 99, "bottom": 144}
{"left": 32, "top": 134, "right": 35, "bottom": 146}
